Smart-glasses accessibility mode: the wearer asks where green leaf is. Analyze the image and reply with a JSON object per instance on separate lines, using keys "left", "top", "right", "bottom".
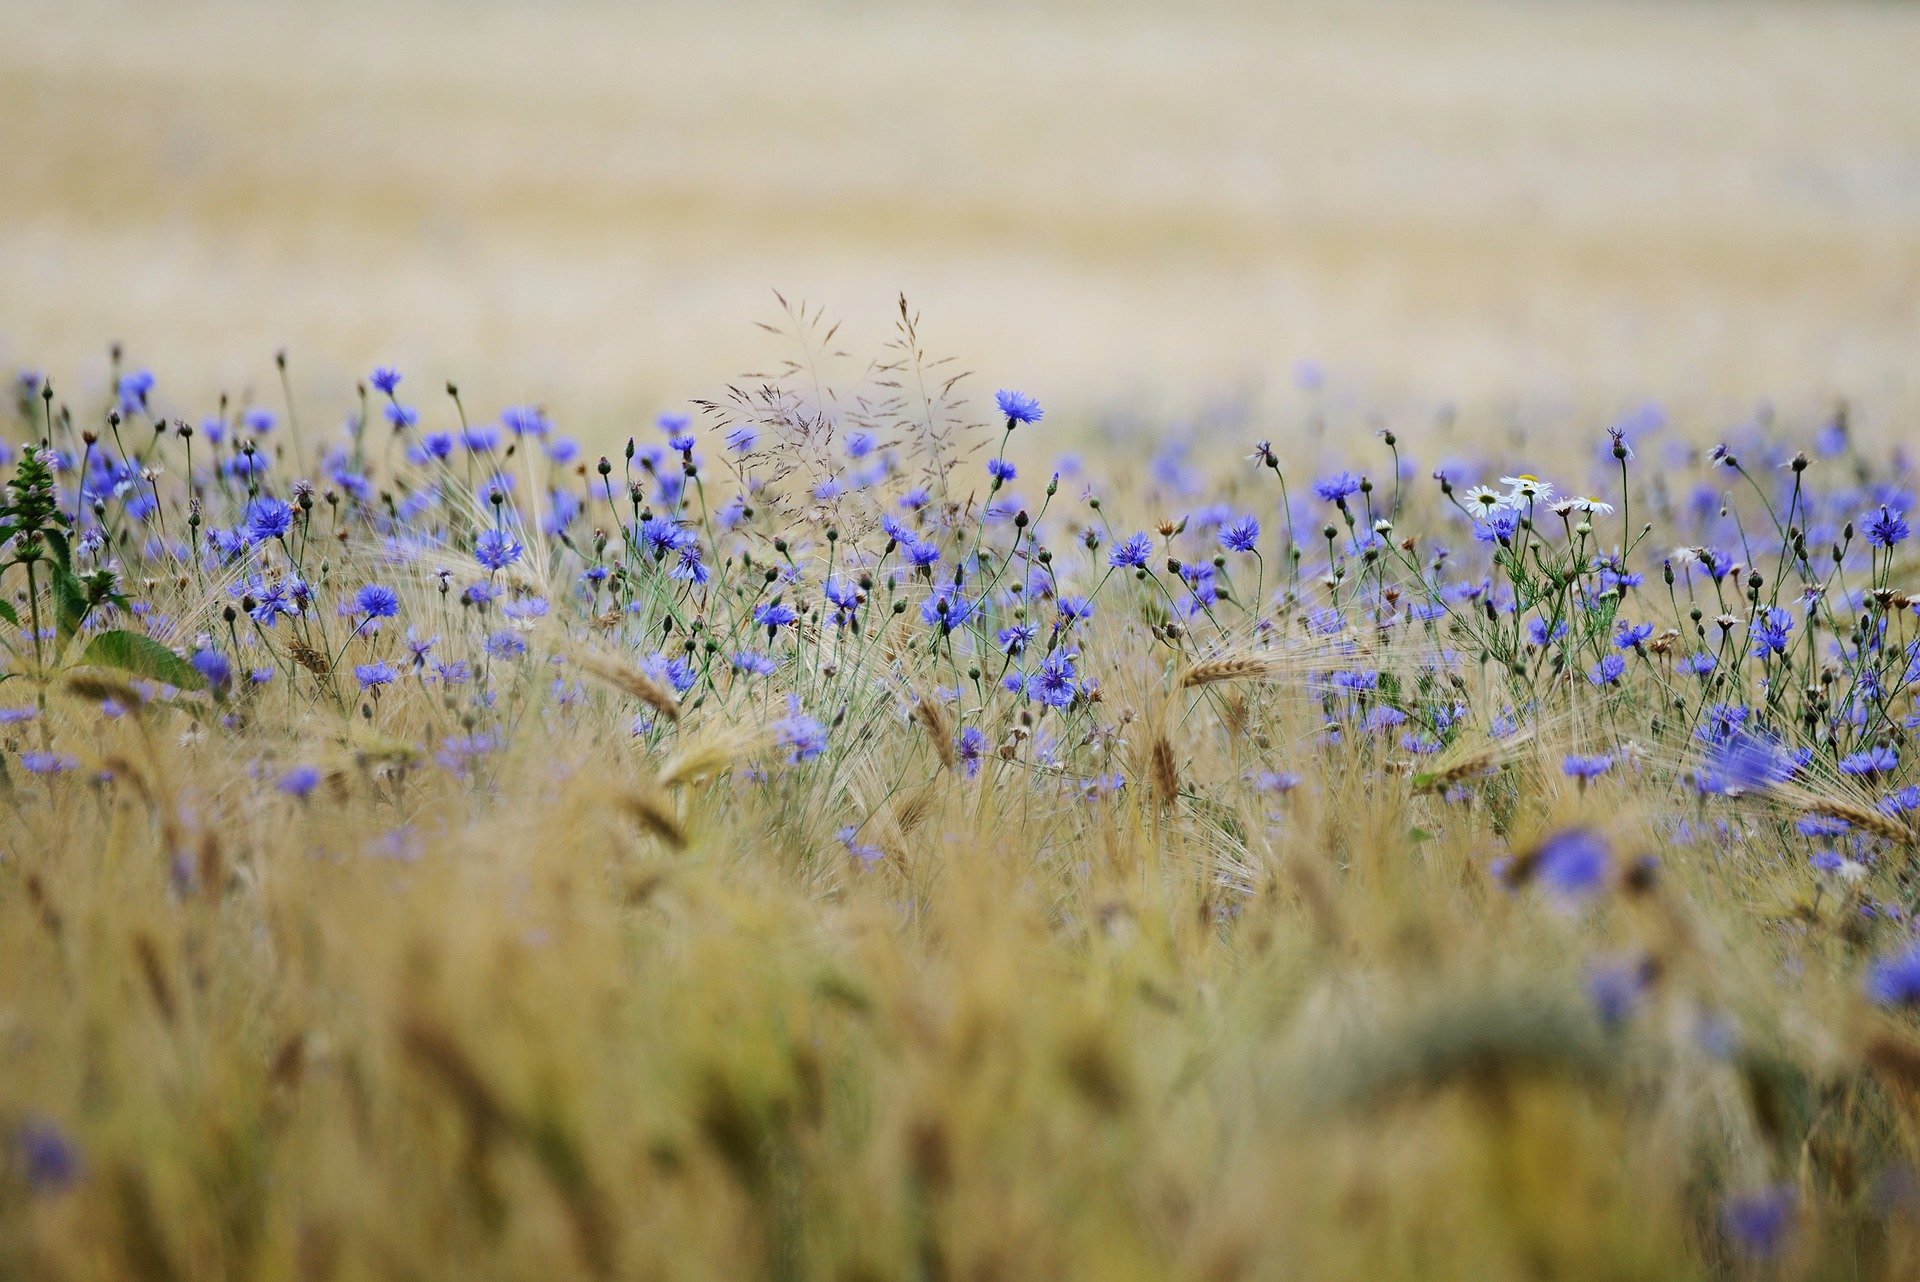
{"left": 52, "top": 568, "right": 88, "bottom": 642}
{"left": 43, "top": 527, "right": 71, "bottom": 575}
{"left": 0, "top": 598, "right": 16, "bottom": 628}
{"left": 79, "top": 630, "right": 207, "bottom": 691}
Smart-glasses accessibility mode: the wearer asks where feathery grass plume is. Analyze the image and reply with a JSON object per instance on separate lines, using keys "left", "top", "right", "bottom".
{"left": 566, "top": 644, "right": 681, "bottom": 723}
{"left": 654, "top": 723, "right": 771, "bottom": 790}
{"left": 1179, "top": 650, "right": 1289, "bottom": 690}
{"left": 1410, "top": 723, "right": 1537, "bottom": 794}
{"left": 613, "top": 789, "right": 689, "bottom": 851}
{"left": 912, "top": 692, "right": 956, "bottom": 769}
{"left": 61, "top": 670, "right": 145, "bottom": 709}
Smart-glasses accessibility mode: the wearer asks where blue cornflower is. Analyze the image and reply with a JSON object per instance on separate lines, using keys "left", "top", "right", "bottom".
{"left": 994, "top": 389, "right": 1043, "bottom": 425}
{"left": 1867, "top": 941, "right": 1920, "bottom": 1005}
{"left": 17, "top": 1118, "right": 78, "bottom": 1194}
{"left": 1587, "top": 654, "right": 1626, "bottom": 686}
{"left": 1109, "top": 531, "right": 1154, "bottom": 569}
{"left": 997, "top": 622, "right": 1038, "bottom": 654}
{"left": 902, "top": 538, "right": 942, "bottom": 569}
{"left": 1529, "top": 826, "right": 1611, "bottom": 898}
{"left": 919, "top": 584, "right": 976, "bottom": 631}
{"left": 20, "top": 751, "right": 77, "bottom": 775}
{"left": 1749, "top": 607, "right": 1793, "bottom": 657}
{"left": 383, "top": 402, "right": 418, "bottom": 430}
{"left": 1613, "top": 621, "right": 1654, "bottom": 649}
{"left": 1721, "top": 1187, "right": 1795, "bottom": 1258}
{"left": 243, "top": 407, "right": 276, "bottom": 435}
{"left": 730, "top": 651, "right": 779, "bottom": 676}
{"left": 1586, "top": 958, "right": 1649, "bottom": 1028}
{"left": 244, "top": 495, "right": 293, "bottom": 544}
{"left": 354, "top": 662, "right": 398, "bottom": 689}
{"left": 356, "top": 584, "right": 401, "bottom": 619}
{"left": 192, "top": 648, "right": 233, "bottom": 690}
{"left": 955, "top": 725, "right": 987, "bottom": 778}
{"left": 1864, "top": 505, "right": 1911, "bottom": 548}
{"left": 475, "top": 528, "right": 523, "bottom": 571}
{"left": 1219, "top": 515, "right": 1261, "bottom": 554}
{"left": 753, "top": 601, "right": 798, "bottom": 634}
{"left": 824, "top": 578, "right": 861, "bottom": 627}
{"left": 484, "top": 630, "right": 526, "bottom": 659}
{"left": 986, "top": 458, "right": 1017, "bottom": 482}
{"left": 1841, "top": 744, "right": 1898, "bottom": 776}
{"left": 1562, "top": 753, "right": 1614, "bottom": 781}
{"left": 279, "top": 765, "right": 322, "bottom": 799}
{"left": 1025, "top": 651, "right": 1078, "bottom": 709}
{"left": 369, "top": 367, "right": 402, "bottom": 395}
{"left": 836, "top": 824, "right": 884, "bottom": 863}
{"left": 775, "top": 697, "right": 828, "bottom": 763}
{"left": 500, "top": 405, "right": 550, "bottom": 438}
{"left": 1313, "top": 471, "right": 1362, "bottom": 503}
{"left": 1695, "top": 731, "right": 1792, "bottom": 796}
{"left": 1809, "top": 850, "right": 1845, "bottom": 874}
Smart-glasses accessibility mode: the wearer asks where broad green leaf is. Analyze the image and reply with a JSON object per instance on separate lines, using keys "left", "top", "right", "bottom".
{"left": 79, "top": 630, "right": 207, "bottom": 691}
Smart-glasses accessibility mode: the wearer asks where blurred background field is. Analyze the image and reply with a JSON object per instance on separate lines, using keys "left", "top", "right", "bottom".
{"left": 4, "top": 0, "right": 1919, "bottom": 430}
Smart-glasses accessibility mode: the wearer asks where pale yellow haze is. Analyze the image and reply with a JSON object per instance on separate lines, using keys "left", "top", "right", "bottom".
{"left": 4, "top": 0, "right": 1919, "bottom": 420}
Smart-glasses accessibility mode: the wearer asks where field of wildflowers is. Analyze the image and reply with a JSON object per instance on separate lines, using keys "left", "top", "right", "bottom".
{"left": 6, "top": 298, "right": 1920, "bottom": 1280}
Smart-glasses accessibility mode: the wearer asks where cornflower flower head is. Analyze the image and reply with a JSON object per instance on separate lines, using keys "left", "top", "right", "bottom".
{"left": 1867, "top": 941, "right": 1920, "bottom": 1006}
{"left": 1109, "top": 531, "right": 1153, "bottom": 569}
{"left": 1863, "top": 504, "right": 1911, "bottom": 548}
{"left": 369, "top": 367, "right": 402, "bottom": 396}
{"left": 775, "top": 697, "right": 828, "bottom": 763}
{"left": 244, "top": 495, "right": 293, "bottom": 544}
{"left": 354, "top": 661, "right": 398, "bottom": 689}
{"left": 356, "top": 584, "right": 401, "bottom": 619}
{"left": 1529, "top": 826, "right": 1611, "bottom": 899}
{"left": 279, "top": 765, "right": 322, "bottom": 799}
{"left": 1721, "top": 1187, "right": 1795, "bottom": 1259}
{"left": 995, "top": 389, "right": 1043, "bottom": 425}
{"left": 1313, "top": 471, "right": 1362, "bottom": 503}
{"left": 1562, "top": 753, "right": 1614, "bottom": 781}
{"left": 475, "top": 528, "right": 523, "bottom": 571}
{"left": 1219, "top": 515, "right": 1261, "bottom": 554}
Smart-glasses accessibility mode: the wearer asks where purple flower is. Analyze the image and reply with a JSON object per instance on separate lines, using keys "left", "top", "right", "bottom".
{"left": 192, "top": 648, "right": 233, "bottom": 690}
{"left": 1841, "top": 745, "right": 1898, "bottom": 777}
{"left": 955, "top": 725, "right": 987, "bottom": 778}
{"left": 20, "top": 751, "right": 77, "bottom": 775}
{"left": 986, "top": 458, "right": 1017, "bottom": 482}
{"left": 1219, "top": 515, "right": 1261, "bottom": 554}
{"left": 919, "top": 584, "right": 976, "bottom": 631}
{"left": 1586, "top": 654, "right": 1626, "bottom": 686}
{"left": 1721, "top": 1186, "right": 1795, "bottom": 1258}
{"left": 475, "top": 528, "right": 523, "bottom": 571}
{"left": 356, "top": 584, "right": 400, "bottom": 619}
{"left": 1864, "top": 505, "right": 1911, "bottom": 549}
{"left": 753, "top": 601, "right": 798, "bottom": 634}
{"left": 1866, "top": 941, "right": 1920, "bottom": 1006}
{"left": 354, "top": 661, "right": 398, "bottom": 689}
{"left": 17, "top": 1118, "right": 78, "bottom": 1194}
{"left": 775, "top": 697, "right": 828, "bottom": 763}
{"left": 369, "top": 367, "right": 402, "bottom": 396}
{"left": 1561, "top": 753, "right": 1614, "bottom": 781}
{"left": 1109, "top": 531, "right": 1153, "bottom": 569}
{"left": 994, "top": 389, "right": 1043, "bottom": 425}
{"left": 244, "top": 495, "right": 293, "bottom": 544}
{"left": 1025, "top": 651, "right": 1078, "bottom": 708}
{"left": 279, "top": 765, "right": 322, "bottom": 799}
{"left": 1530, "top": 827, "right": 1611, "bottom": 898}
{"left": 1586, "top": 958, "right": 1649, "bottom": 1028}
{"left": 1313, "top": 471, "right": 1362, "bottom": 503}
